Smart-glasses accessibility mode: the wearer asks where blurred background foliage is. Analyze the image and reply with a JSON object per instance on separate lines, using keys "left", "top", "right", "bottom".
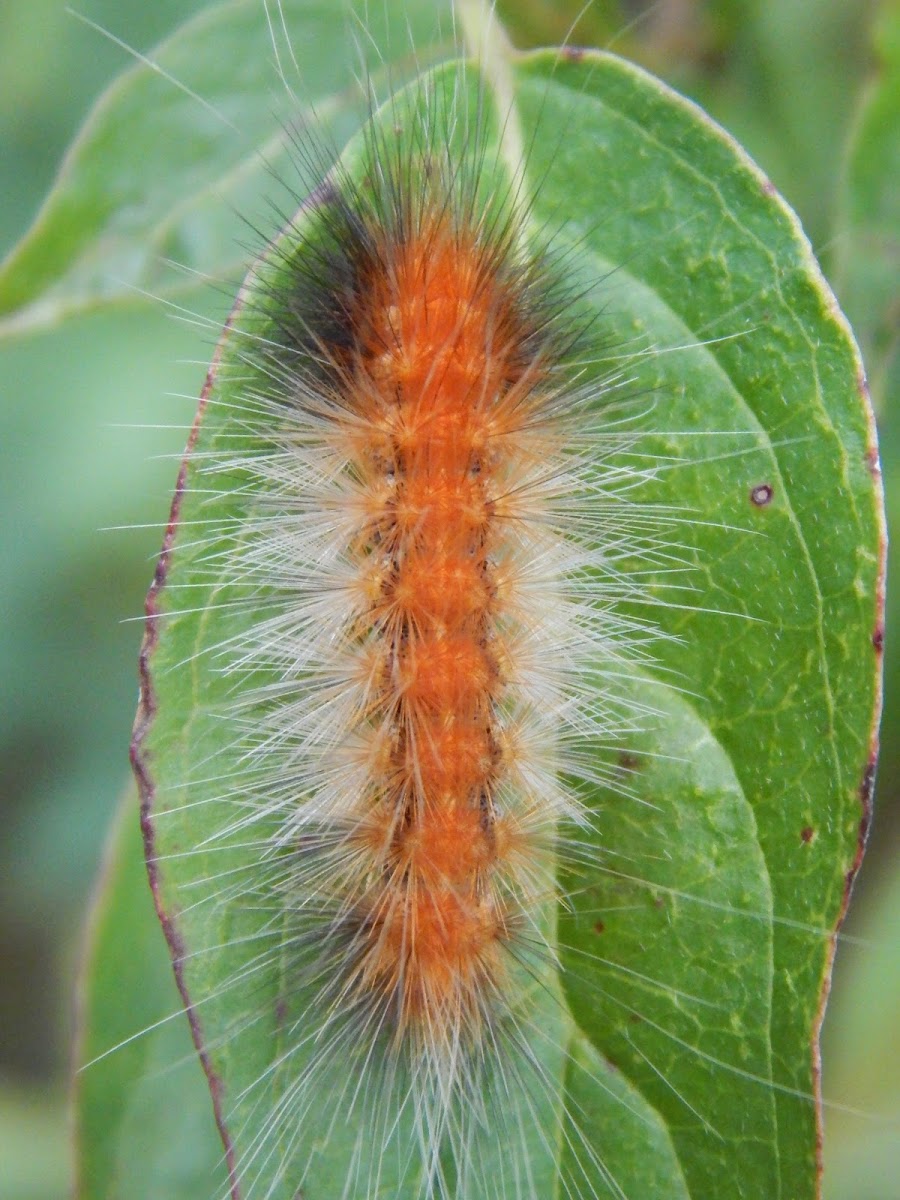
{"left": 0, "top": 1, "right": 895, "bottom": 1197}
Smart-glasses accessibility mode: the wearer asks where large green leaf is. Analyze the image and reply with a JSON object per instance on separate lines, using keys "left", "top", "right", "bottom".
{"left": 0, "top": 0, "right": 450, "bottom": 336}
{"left": 130, "top": 41, "right": 883, "bottom": 1200}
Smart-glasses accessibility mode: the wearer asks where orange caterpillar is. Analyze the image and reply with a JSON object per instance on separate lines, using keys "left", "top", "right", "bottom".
{"left": 355, "top": 237, "right": 519, "bottom": 1009}
{"left": 193, "top": 80, "right": 610, "bottom": 1192}
{"left": 245, "top": 134, "right": 581, "bottom": 1082}
{"left": 332, "top": 210, "right": 559, "bottom": 1043}
{"left": 137, "top": 50, "right": 647, "bottom": 1200}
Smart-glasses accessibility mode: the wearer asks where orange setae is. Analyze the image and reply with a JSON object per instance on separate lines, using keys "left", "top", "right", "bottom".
{"left": 336, "top": 212, "right": 549, "bottom": 1032}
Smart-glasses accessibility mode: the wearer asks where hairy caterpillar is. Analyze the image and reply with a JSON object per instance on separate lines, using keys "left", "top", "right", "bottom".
{"left": 68, "top": 3, "right": 884, "bottom": 1199}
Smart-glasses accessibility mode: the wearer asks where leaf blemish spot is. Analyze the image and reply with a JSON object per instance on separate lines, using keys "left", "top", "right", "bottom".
{"left": 594, "top": 920, "right": 606, "bottom": 934}
{"left": 800, "top": 825, "right": 815, "bottom": 844}
{"left": 750, "top": 483, "right": 774, "bottom": 507}
{"left": 872, "top": 625, "right": 884, "bottom": 653}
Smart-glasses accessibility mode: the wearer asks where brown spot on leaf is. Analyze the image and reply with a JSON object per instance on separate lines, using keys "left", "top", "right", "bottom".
{"left": 594, "top": 920, "right": 606, "bottom": 934}
{"left": 837, "top": 753, "right": 877, "bottom": 905}
{"left": 800, "top": 825, "right": 815, "bottom": 844}
{"left": 873, "top": 625, "right": 884, "bottom": 653}
{"left": 750, "top": 483, "right": 773, "bottom": 507}
{"left": 562, "top": 45, "right": 587, "bottom": 62}
{"left": 618, "top": 751, "right": 641, "bottom": 771}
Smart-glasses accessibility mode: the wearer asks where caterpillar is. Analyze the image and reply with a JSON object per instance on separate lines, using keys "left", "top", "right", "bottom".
{"left": 69, "top": 2, "right": 883, "bottom": 1199}
{"left": 141, "top": 39, "right": 638, "bottom": 1199}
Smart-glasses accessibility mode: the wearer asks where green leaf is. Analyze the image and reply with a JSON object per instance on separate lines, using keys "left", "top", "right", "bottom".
{"left": 0, "top": 0, "right": 450, "bottom": 337}
{"left": 73, "top": 789, "right": 226, "bottom": 1200}
{"left": 834, "top": 3, "right": 900, "bottom": 410}
{"left": 132, "top": 43, "right": 884, "bottom": 1200}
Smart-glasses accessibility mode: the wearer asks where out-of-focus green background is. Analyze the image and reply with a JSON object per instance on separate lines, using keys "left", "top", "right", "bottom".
{"left": 0, "top": 2, "right": 895, "bottom": 1197}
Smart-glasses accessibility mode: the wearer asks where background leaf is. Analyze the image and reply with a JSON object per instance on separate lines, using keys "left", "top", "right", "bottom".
{"left": 833, "top": 3, "right": 900, "bottom": 412}
{"left": 821, "top": 856, "right": 900, "bottom": 1199}
{"left": 135, "top": 48, "right": 884, "bottom": 1198}
{"left": 0, "top": 0, "right": 451, "bottom": 336}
